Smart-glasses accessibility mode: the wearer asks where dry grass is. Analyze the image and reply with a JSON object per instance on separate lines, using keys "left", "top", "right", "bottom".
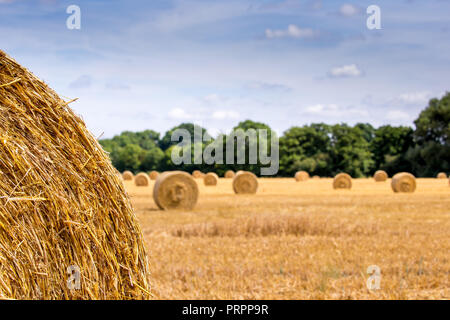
{"left": 125, "top": 178, "right": 450, "bottom": 300}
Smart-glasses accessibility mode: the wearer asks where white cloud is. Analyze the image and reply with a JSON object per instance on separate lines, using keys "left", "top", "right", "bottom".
{"left": 339, "top": 4, "right": 359, "bottom": 17}
{"left": 168, "top": 108, "right": 192, "bottom": 120}
{"left": 265, "top": 24, "right": 317, "bottom": 39}
{"left": 304, "top": 104, "right": 368, "bottom": 117}
{"left": 386, "top": 110, "right": 410, "bottom": 121}
{"left": 397, "top": 91, "right": 431, "bottom": 104}
{"left": 329, "top": 64, "right": 362, "bottom": 78}
{"left": 212, "top": 110, "right": 240, "bottom": 120}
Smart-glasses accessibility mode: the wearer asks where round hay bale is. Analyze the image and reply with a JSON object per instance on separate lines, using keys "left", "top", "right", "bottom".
{"left": 149, "top": 170, "right": 159, "bottom": 180}
{"left": 295, "top": 171, "right": 309, "bottom": 182}
{"left": 232, "top": 171, "right": 258, "bottom": 194}
{"left": 437, "top": 172, "right": 447, "bottom": 179}
{"left": 225, "top": 170, "right": 235, "bottom": 178}
{"left": 204, "top": 172, "right": 219, "bottom": 186}
{"left": 122, "top": 170, "right": 134, "bottom": 181}
{"left": 192, "top": 170, "right": 204, "bottom": 179}
{"left": 0, "top": 50, "right": 150, "bottom": 299}
{"left": 333, "top": 173, "right": 352, "bottom": 189}
{"left": 374, "top": 170, "right": 388, "bottom": 182}
{"left": 391, "top": 172, "right": 416, "bottom": 193}
{"left": 153, "top": 171, "right": 199, "bottom": 210}
{"left": 312, "top": 175, "right": 320, "bottom": 180}
{"left": 135, "top": 172, "right": 150, "bottom": 187}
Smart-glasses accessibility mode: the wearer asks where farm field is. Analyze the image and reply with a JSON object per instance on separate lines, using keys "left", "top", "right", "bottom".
{"left": 125, "top": 178, "right": 450, "bottom": 300}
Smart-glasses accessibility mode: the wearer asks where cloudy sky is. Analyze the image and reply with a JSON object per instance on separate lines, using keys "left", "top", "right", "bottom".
{"left": 1, "top": 0, "right": 449, "bottom": 138}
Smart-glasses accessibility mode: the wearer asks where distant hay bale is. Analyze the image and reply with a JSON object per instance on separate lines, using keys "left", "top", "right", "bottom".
{"left": 232, "top": 171, "right": 258, "bottom": 194}
{"left": 149, "top": 170, "right": 159, "bottom": 180}
{"left": 204, "top": 172, "right": 219, "bottom": 186}
{"left": 437, "top": 172, "right": 447, "bottom": 179}
{"left": 135, "top": 172, "right": 150, "bottom": 186}
{"left": 0, "top": 50, "right": 150, "bottom": 299}
{"left": 295, "top": 171, "right": 309, "bottom": 182}
{"left": 391, "top": 172, "right": 416, "bottom": 193}
{"left": 153, "top": 171, "right": 199, "bottom": 210}
{"left": 122, "top": 170, "right": 134, "bottom": 181}
{"left": 225, "top": 170, "right": 235, "bottom": 178}
{"left": 333, "top": 173, "right": 352, "bottom": 189}
{"left": 192, "top": 170, "right": 204, "bottom": 179}
{"left": 312, "top": 175, "right": 320, "bottom": 180}
{"left": 374, "top": 170, "right": 388, "bottom": 182}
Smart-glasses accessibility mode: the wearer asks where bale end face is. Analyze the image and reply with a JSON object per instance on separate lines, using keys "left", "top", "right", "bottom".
{"left": 204, "top": 172, "right": 219, "bottom": 186}
{"left": 232, "top": 171, "right": 258, "bottom": 194}
{"left": 437, "top": 172, "right": 447, "bottom": 179}
{"left": 295, "top": 171, "right": 310, "bottom": 182}
{"left": 192, "top": 170, "right": 204, "bottom": 179}
{"left": 135, "top": 172, "right": 150, "bottom": 186}
{"left": 391, "top": 172, "right": 416, "bottom": 193}
{"left": 224, "top": 170, "right": 235, "bottom": 178}
{"left": 149, "top": 171, "right": 159, "bottom": 180}
{"left": 333, "top": 173, "right": 352, "bottom": 189}
{"left": 122, "top": 170, "right": 134, "bottom": 181}
{"left": 374, "top": 170, "right": 388, "bottom": 182}
{"left": 153, "top": 171, "right": 199, "bottom": 210}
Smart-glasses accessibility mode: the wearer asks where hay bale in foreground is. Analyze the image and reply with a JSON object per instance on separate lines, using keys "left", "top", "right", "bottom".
{"left": 153, "top": 171, "right": 199, "bottom": 210}
{"left": 192, "top": 170, "right": 204, "bottom": 179}
{"left": 437, "top": 172, "right": 447, "bottom": 179}
{"left": 374, "top": 170, "right": 388, "bottom": 182}
{"left": 135, "top": 172, "right": 150, "bottom": 187}
{"left": 122, "top": 170, "right": 134, "bottom": 181}
{"left": 232, "top": 171, "right": 258, "bottom": 194}
{"left": 204, "top": 172, "right": 219, "bottom": 186}
{"left": 225, "top": 170, "right": 235, "bottom": 178}
{"left": 333, "top": 173, "right": 352, "bottom": 189}
{"left": 391, "top": 172, "right": 416, "bottom": 193}
{"left": 0, "top": 50, "right": 150, "bottom": 299}
{"left": 149, "top": 170, "right": 159, "bottom": 180}
{"left": 295, "top": 171, "right": 309, "bottom": 182}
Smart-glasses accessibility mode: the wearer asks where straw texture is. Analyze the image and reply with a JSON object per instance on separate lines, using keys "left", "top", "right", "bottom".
{"left": 0, "top": 50, "right": 150, "bottom": 299}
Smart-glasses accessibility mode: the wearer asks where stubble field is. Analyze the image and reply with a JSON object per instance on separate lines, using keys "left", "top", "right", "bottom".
{"left": 125, "top": 178, "right": 450, "bottom": 300}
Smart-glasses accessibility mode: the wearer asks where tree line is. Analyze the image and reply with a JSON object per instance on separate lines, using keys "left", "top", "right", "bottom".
{"left": 99, "top": 93, "right": 450, "bottom": 178}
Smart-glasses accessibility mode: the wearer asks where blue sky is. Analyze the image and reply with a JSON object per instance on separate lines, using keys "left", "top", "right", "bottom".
{"left": 1, "top": 0, "right": 449, "bottom": 138}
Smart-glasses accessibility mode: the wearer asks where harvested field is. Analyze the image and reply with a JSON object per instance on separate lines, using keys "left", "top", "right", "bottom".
{"left": 125, "top": 178, "right": 450, "bottom": 300}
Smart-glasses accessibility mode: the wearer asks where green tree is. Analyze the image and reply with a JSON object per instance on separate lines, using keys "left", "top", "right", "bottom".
{"left": 405, "top": 92, "right": 450, "bottom": 176}
{"left": 370, "top": 125, "right": 414, "bottom": 175}
{"left": 279, "top": 124, "right": 331, "bottom": 176}
{"left": 329, "top": 124, "right": 374, "bottom": 177}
